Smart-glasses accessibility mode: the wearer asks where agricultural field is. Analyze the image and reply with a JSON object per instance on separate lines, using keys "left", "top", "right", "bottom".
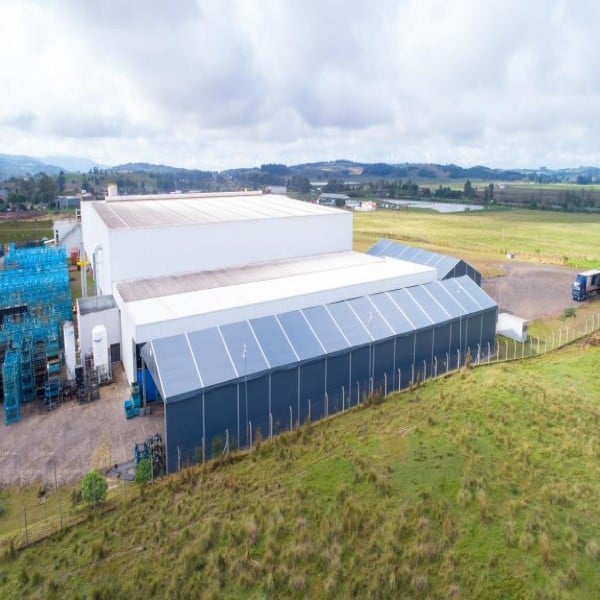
{"left": 0, "top": 219, "right": 53, "bottom": 245}
{"left": 1, "top": 341, "right": 600, "bottom": 598}
{"left": 354, "top": 208, "right": 600, "bottom": 273}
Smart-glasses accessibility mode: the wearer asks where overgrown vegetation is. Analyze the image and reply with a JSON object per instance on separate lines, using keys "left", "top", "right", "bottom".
{"left": 1, "top": 341, "right": 599, "bottom": 598}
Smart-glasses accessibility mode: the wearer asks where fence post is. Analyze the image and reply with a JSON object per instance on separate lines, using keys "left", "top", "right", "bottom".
{"left": 398, "top": 368, "right": 401, "bottom": 391}
{"left": 411, "top": 363, "right": 415, "bottom": 385}
{"left": 269, "top": 414, "right": 273, "bottom": 440}
{"left": 384, "top": 372, "right": 387, "bottom": 396}
{"left": 290, "top": 405, "right": 293, "bottom": 431}
{"left": 537, "top": 337, "right": 540, "bottom": 354}
{"left": 249, "top": 421, "right": 253, "bottom": 448}
{"left": 434, "top": 357, "right": 438, "bottom": 378}
{"left": 423, "top": 360, "right": 426, "bottom": 380}
{"left": 477, "top": 343, "right": 481, "bottom": 364}
{"left": 487, "top": 343, "right": 491, "bottom": 363}
{"left": 457, "top": 349, "right": 461, "bottom": 369}
{"left": 342, "top": 386, "right": 345, "bottom": 411}
{"left": 504, "top": 340, "right": 508, "bottom": 361}
{"left": 357, "top": 381, "right": 360, "bottom": 403}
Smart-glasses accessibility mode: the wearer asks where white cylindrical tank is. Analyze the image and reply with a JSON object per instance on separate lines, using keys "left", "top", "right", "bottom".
{"left": 107, "top": 183, "right": 118, "bottom": 198}
{"left": 63, "top": 321, "right": 77, "bottom": 381}
{"left": 92, "top": 324, "right": 109, "bottom": 377}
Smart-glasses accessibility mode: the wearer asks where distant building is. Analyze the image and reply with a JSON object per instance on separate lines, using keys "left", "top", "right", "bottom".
{"left": 317, "top": 193, "right": 350, "bottom": 207}
{"left": 354, "top": 200, "right": 376, "bottom": 212}
{"left": 266, "top": 185, "right": 287, "bottom": 195}
{"left": 0, "top": 189, "right": 8, "bottom": 202}
{"left": 57, "top": 195, "right": 81, "bottom": 209}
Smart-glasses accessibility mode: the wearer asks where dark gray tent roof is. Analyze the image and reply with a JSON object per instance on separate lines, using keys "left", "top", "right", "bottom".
{"left": 141, "top": 275, "right": 496, "bottom": 403}
{"left": 367, "top": 239, "right": 481, "bottom": 284}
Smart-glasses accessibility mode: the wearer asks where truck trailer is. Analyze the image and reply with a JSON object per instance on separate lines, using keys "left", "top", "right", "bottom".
{"left": 572, "top": 268, "right": 600, "bottom": 301}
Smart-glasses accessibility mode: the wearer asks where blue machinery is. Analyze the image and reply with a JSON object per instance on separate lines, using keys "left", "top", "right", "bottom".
{"left": 0, "top": 245, "right": 72, "bottom": 424}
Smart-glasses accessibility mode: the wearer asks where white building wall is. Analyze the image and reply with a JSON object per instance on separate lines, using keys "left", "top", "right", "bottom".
{"left": 77, "top": 307, "right": 121, "bottom": 358}
{"left": 81, "top": 202, "right": 113, "bottom": 296}
{"left": 53, "top": 220, "right": 82, "bottom": 252}
{"left": 108, "top": 213, "right": 352, "bottom": 285}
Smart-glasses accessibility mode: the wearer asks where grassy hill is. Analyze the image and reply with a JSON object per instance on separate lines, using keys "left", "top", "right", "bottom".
{"left": 1, "top": 340, "right": 599, "bottom": 599}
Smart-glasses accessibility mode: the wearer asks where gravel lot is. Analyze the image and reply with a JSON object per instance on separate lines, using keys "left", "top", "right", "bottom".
{"left": 0, "top": 364, "right": 163, "bottom": 487}
{"left": 482, "top": 261, "right": 580, "bottom": 320}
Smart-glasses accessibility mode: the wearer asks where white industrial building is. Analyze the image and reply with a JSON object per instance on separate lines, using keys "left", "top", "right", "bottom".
{"left": 81, "top": 191, "right": 438, "bottom": 383}
{"left": 80, "top": 189, "right": 498, "bottom": 471}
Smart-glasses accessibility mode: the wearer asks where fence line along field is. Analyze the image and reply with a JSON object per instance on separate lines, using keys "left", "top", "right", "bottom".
{"left": 353, "top": 209, "right": 600, "bottom": 272}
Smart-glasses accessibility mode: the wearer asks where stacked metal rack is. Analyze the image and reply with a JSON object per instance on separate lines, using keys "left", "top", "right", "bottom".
{"left": 0, "top": 246, "right": 72, "bottom": 424}
{"left": 2, "top": 351, "right": 21, "bottom": 424}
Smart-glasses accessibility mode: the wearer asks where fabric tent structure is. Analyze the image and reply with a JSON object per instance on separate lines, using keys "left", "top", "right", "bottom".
{"left": 141, "top": 275, "right": 497, "bottom": 473}
{"left": 367, "top": 239, "right": 482, "bottom": 285}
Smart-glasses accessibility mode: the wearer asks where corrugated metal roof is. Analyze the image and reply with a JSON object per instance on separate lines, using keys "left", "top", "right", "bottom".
{"left": 93, "top": 193, "right": 341, "bottom": 230}
{"left": 366, "top": 239, "right": 477, "bottom": 282}
{"left": 141, "top": 275, "right": 496, "bottom": 402}
{"left": 119, "top": 254, "right": 437, "bottom": 327}
{"left": 117, "top": 251, "right": 381, "bottom": 303}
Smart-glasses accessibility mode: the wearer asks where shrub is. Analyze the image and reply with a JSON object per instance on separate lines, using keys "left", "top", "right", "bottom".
{"left": 134, "top": 458, "right": 152, "bottom": 486}
{"left": 80, "top": 471, "right": 108, "bottom": 511}
{"left": 560, "top": 307, "right": 577, "bottom": 321}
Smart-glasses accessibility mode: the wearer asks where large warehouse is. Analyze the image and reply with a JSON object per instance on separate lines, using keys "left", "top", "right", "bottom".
{"left": 81, "top": 191, "right": 497, "bottom": 472}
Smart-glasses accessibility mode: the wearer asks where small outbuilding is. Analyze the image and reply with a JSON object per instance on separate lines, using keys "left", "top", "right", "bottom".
{"left": 367, "top": 239, "right": 482, "bottom": 285}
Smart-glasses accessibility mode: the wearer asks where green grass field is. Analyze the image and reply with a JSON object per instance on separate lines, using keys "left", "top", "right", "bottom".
{"left": 354, "top": 208, "right": 600, "bottom": 272}
{"left": 1, "top": 341, "right": 599, "bottom": 598}
{"left": 0, "top": 220, "right": 53, "bottom": 245}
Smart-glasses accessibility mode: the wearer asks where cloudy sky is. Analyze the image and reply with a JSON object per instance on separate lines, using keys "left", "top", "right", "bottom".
{"left": 1, "top": 0, "right": 599, "bottom": 170}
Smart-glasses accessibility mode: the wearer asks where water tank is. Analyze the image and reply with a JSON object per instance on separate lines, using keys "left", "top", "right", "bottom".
{"left": 107, "top": 183, "right": 118, "bottom": 198}
{"left": 63, "top": 321, "right": 77, "bottom": 381}
{"left": 92, "top": 324, "right": 109, "bottom": 378}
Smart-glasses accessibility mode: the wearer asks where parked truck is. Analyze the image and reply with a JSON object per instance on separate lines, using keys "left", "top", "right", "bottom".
{"left": 572, "top": 268, "right": 600, "bottom": 301}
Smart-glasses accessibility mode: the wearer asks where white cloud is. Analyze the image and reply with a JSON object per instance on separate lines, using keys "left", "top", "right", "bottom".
{"left": 1, "top": 0, "right": 600, "bottom": 169}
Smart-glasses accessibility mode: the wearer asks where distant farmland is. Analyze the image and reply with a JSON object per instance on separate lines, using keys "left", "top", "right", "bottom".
{"left": 353, "top": 208, "right": 600, "bottom": 272}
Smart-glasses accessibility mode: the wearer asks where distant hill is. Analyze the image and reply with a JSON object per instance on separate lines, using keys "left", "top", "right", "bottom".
{"left": 0, "top": 154, "right": 63, "bottom": 178}
{"left": 43, "top": 155, "right": 104, "bottom": 173}
{"left": 0, "top": 153, "right": 105, "bottom": 178}
{"left": 3, "top": 152, "right": 600, "bottom": 185}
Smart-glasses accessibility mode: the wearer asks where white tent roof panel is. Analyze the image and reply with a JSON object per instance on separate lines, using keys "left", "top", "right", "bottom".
{"left": 119, "top": 254, "right": 437, "bottom": 329}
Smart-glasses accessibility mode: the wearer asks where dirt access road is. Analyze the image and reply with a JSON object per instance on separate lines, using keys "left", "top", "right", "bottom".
{"left": 482, "top": 260, "right": 580, "bottom": 320}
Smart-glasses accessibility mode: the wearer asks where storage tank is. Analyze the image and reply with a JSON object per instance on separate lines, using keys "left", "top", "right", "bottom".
{"left": 63, "top": 321, "right": 77, "bottom": 381}
{"left": 92, "top": 324, "right": 109, "bottom": 379}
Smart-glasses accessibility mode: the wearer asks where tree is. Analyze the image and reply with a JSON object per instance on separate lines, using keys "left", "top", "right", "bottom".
{"left": 56, "top": 170, "right": 66, "bottom": 194}
{"left": 134, "top": 458, "right": 152, "bottom": 485}
{"left": 288, "top": 175, "right": 310, "bottom": 194}
{"left": 80, "top": 470, "right": 108, "bottom": 510}
{"left": 35, "top": 173, "right": 57, "bottom": 207}
{"left": 464, "top": 179, "right": 474, "bottom": 199}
